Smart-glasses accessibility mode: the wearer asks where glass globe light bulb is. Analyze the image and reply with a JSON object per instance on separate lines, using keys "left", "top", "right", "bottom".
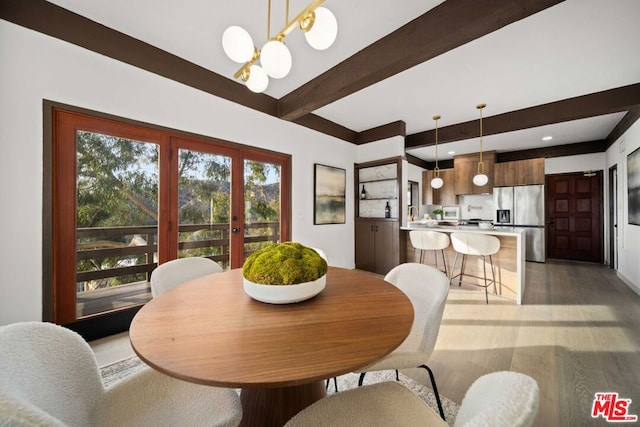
{"left": 222, "top": 26, "right": 254, "bottom": 63}
{"left": 260, "top": 40, "right": 292, "bottom": 79}
{"left": 245, "top": 65, "right": 268, "bottom": 93}
{"left": 304, "top": 7, "right": 337, "bottom": 50}
{"left": 431, "top": 176, "right": 444, "bottom": 189}
{"left": 473, "top": 173, "right": 489, "bottom": 186}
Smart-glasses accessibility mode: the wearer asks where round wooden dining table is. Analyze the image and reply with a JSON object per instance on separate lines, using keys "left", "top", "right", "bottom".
{"left": 129, "top": 266, "right": 413, "bottom": 426}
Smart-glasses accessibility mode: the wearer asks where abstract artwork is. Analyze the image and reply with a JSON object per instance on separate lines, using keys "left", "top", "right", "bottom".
{"left": 314, "top": 164, "right": 346, "bottom": 225}
{"left": 628, "top": 146, "right": 640, "bottom": 226}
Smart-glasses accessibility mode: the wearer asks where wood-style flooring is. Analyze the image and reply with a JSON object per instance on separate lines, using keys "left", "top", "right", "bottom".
{"left": 91, "top": 260, "right": 640, "bottom": 426}
{"left": 406, "top": 259, "right": 640, "bottom": 426}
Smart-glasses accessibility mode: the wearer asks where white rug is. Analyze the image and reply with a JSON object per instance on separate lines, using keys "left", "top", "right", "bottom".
{"left": 101, "top": 356, "right": 460, "bottom": 425}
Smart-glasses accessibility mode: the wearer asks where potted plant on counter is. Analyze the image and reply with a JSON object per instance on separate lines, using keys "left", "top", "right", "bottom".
{"left": 242, "top": 242, "right": 328, "bottom": 304}
{"left": 432, "top": 208, "right": 443, "bottom": 220}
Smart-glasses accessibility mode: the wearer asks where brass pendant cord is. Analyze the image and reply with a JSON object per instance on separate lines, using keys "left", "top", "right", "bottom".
{"left": 477, "top": 104, "right": 486, "bottom": 175}
{"left": 434, "top": 115, "right": 440, "bottom": 177}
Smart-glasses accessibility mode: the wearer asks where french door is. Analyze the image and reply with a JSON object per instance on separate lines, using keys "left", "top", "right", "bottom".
{"left": 49, "top": 108, "right": 290, "bottom": 338}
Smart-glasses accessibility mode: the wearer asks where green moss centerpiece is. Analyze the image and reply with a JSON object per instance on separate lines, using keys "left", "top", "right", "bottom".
{"left": 242, "top": 242, "right": 328, "bottom": 304}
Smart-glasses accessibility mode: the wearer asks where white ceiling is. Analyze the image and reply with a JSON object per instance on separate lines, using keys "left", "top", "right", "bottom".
{"left": 47, "top": 0, "right": 640, "bottom": 162}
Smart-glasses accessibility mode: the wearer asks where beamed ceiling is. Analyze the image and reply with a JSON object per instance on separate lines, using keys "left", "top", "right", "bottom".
{"left": 2, "top": 0, "right": 640, "bottom": 168}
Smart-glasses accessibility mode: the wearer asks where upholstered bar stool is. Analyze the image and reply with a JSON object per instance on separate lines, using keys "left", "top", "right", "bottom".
{"left": 449, "top": 232, "right": 500, "bottom": 304}
{"left": 409, "top": 230, "right": 450, "bottom": 276}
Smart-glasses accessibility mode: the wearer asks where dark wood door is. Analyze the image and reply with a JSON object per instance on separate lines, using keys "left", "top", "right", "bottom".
{"left": 546, "top": 172, "right": 603, "bottom": 263}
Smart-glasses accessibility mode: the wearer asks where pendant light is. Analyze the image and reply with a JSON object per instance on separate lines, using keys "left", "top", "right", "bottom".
{"left": 430, "top": 115, "right": 444, "bottom": 189}
{"left": 472, "top": 103, "right": 489, "bottom": 187}
{"left": 222, "top": 0, "right": 337, "bottom": 93}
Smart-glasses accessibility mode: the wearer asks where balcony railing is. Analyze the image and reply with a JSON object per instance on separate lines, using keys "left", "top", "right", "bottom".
{"left": 75, "top": 222, "right": 280, "bottom": 318}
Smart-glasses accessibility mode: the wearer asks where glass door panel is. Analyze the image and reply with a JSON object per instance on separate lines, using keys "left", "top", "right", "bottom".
{"left": 243, "top": 159, "right": 281, "bottom": 260}
{"left": 75, "top": 131, "right": 158, "bottom": 319}
{"left": 177, "top": 149, "right": 232, "bottom": 269}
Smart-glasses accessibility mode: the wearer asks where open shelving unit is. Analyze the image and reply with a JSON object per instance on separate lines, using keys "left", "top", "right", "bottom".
{"left": 356, "top": 158, "right": 401, "bottom": 219}
{"left": 354, "top": 157, "right": 402, "bottom": 275}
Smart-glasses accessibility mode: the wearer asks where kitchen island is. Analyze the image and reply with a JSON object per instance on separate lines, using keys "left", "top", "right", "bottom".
{"left": 400, "top": 225, "right": 526, "bottom": 304}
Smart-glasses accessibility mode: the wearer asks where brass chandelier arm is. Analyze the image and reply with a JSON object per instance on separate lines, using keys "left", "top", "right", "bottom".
{"left": 233, "top": 47, "right": 261, "bottom": 80}
{"left": 233, "top": 0, "right": 326, "bottom": 81}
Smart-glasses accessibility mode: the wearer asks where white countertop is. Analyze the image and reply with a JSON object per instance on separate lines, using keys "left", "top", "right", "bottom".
{"left": 401, "top": 225, "right": 525, "bottom": 237}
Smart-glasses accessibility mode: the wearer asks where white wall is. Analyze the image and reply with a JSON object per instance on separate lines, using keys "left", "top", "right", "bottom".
{"left": 0, "top": 21, "right": 358, "bottom": 324}
{"left": 545, "top": 153, "right": 606, "bottom": 175}
{"left": 606, "top": 121, "right": 640, "bottom": 294}
{"left": 356, "top": 136, "right": 404, "bottom": 164}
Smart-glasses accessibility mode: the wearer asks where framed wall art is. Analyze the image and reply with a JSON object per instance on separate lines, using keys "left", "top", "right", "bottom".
{"left": 314, "top": 164, "right": 346, "bottom": 225}
{"left": 628, "top": 146, "right": 640, "bottom": 226}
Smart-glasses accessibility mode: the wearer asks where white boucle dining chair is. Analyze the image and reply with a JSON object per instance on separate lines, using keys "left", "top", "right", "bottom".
{"left": 355, "top": 262, "right": 450, "bottom": 420}
{"left": 0, "top": 322, "right": 242, "bottom": 427}
{"left": 150, "top": 256, "right": 223, "bottom": 297}
{"left": 285, "top": 371, "right": 540, "bottom": 427}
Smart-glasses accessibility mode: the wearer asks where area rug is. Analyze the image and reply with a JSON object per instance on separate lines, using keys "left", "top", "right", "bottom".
{"left": 101, "top": 356, "right": 459, "bottom": 425}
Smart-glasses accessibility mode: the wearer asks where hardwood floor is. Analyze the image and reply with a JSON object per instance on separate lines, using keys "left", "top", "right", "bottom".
{"left": 91, "top": 260, "right": 640, "bottom": 426}
{"left": 407, "top": 259, "right": 640, "bottom": 426}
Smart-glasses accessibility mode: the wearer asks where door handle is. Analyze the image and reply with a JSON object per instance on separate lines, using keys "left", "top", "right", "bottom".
{"left": 232, "top": 227, "right": 240, "bottom": 233}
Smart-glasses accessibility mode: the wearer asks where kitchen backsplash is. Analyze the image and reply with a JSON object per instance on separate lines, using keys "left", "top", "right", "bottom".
{"left": 458, "top": 194, "right": 494, "bottom": 220}
{"left": 422, "top": 194, "right": 494, "bottom": 221}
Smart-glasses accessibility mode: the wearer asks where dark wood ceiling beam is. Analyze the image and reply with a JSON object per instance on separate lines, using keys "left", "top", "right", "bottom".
{"left": 292, "top": 114, "right": 358, "bottom": 142}
{"left": 356, "top": 121, "right": 406, "bottom": 145}
{"left": 0, "top": 0, "right": 357, "bottom": 143}
{"left": 497, "top": 140, "right": 607, "bottom": 162}
{"left": 277, "top": 0, "right": 565, "bottom": 121}
{"left": 406, "top": 153, "right": 431, "bottom": 170}
{"left": 606, "top": 108, "right": 640, "bottom": 148}
{"left": 405, "top": 83, "right": 640, "bottom": 149}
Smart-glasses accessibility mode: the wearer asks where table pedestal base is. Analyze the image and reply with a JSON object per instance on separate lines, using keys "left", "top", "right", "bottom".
{"left": 240, "top": 380, "right": 327, "bottom": 426}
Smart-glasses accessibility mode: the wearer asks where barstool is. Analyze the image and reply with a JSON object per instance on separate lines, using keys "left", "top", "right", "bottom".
{"left": 449, "top": 232, "right": 500, "bottom": 304}
{"left": 409, "top": 230, "right": 450, "bottom": 276}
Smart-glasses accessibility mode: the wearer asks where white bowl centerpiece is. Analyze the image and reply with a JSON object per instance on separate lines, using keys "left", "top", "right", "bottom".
{"left": 242, "top": 242, "right": 328, "bottom": 304}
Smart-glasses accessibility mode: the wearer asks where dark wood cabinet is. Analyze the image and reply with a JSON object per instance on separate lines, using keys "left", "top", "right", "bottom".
{"left": 422, "top": 168, "right": 456, "bottom": 206}
{"left": 454, "top": 151, "right": 496, "bottom": 195}
{"left": 494, "top": 158, "right": 545, "bottom": 187}
{"left": 355, "top": 218, "right": 399, "bottom": 275}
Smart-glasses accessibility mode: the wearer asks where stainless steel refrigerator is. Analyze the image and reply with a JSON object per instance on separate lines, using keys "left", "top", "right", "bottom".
{"left": 493, "top": 185, "right": 545, "bottom": 262}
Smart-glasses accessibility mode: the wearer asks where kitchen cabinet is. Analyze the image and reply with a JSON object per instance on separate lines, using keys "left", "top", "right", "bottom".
{"left": 494, "top": 158, "right": 545, "bottom": 186}
{"left": 516, "top": 158, "right": 545, "bottom": 185}
{"left": 355, "top": 218, "right": 399, "bottom": 275}
{"left": 422, "top": 168, "right": 456, "bottom": 206}
{"left": 454, "top": 151, "right": 496, "bottom": 195}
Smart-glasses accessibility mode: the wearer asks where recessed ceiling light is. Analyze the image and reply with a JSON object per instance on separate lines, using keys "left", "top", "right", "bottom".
{"left": 448, "top": 151, "right": 455, "bottom": 155}
{"left": 542, "top": 136, "right": 553, "bottom": 141}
